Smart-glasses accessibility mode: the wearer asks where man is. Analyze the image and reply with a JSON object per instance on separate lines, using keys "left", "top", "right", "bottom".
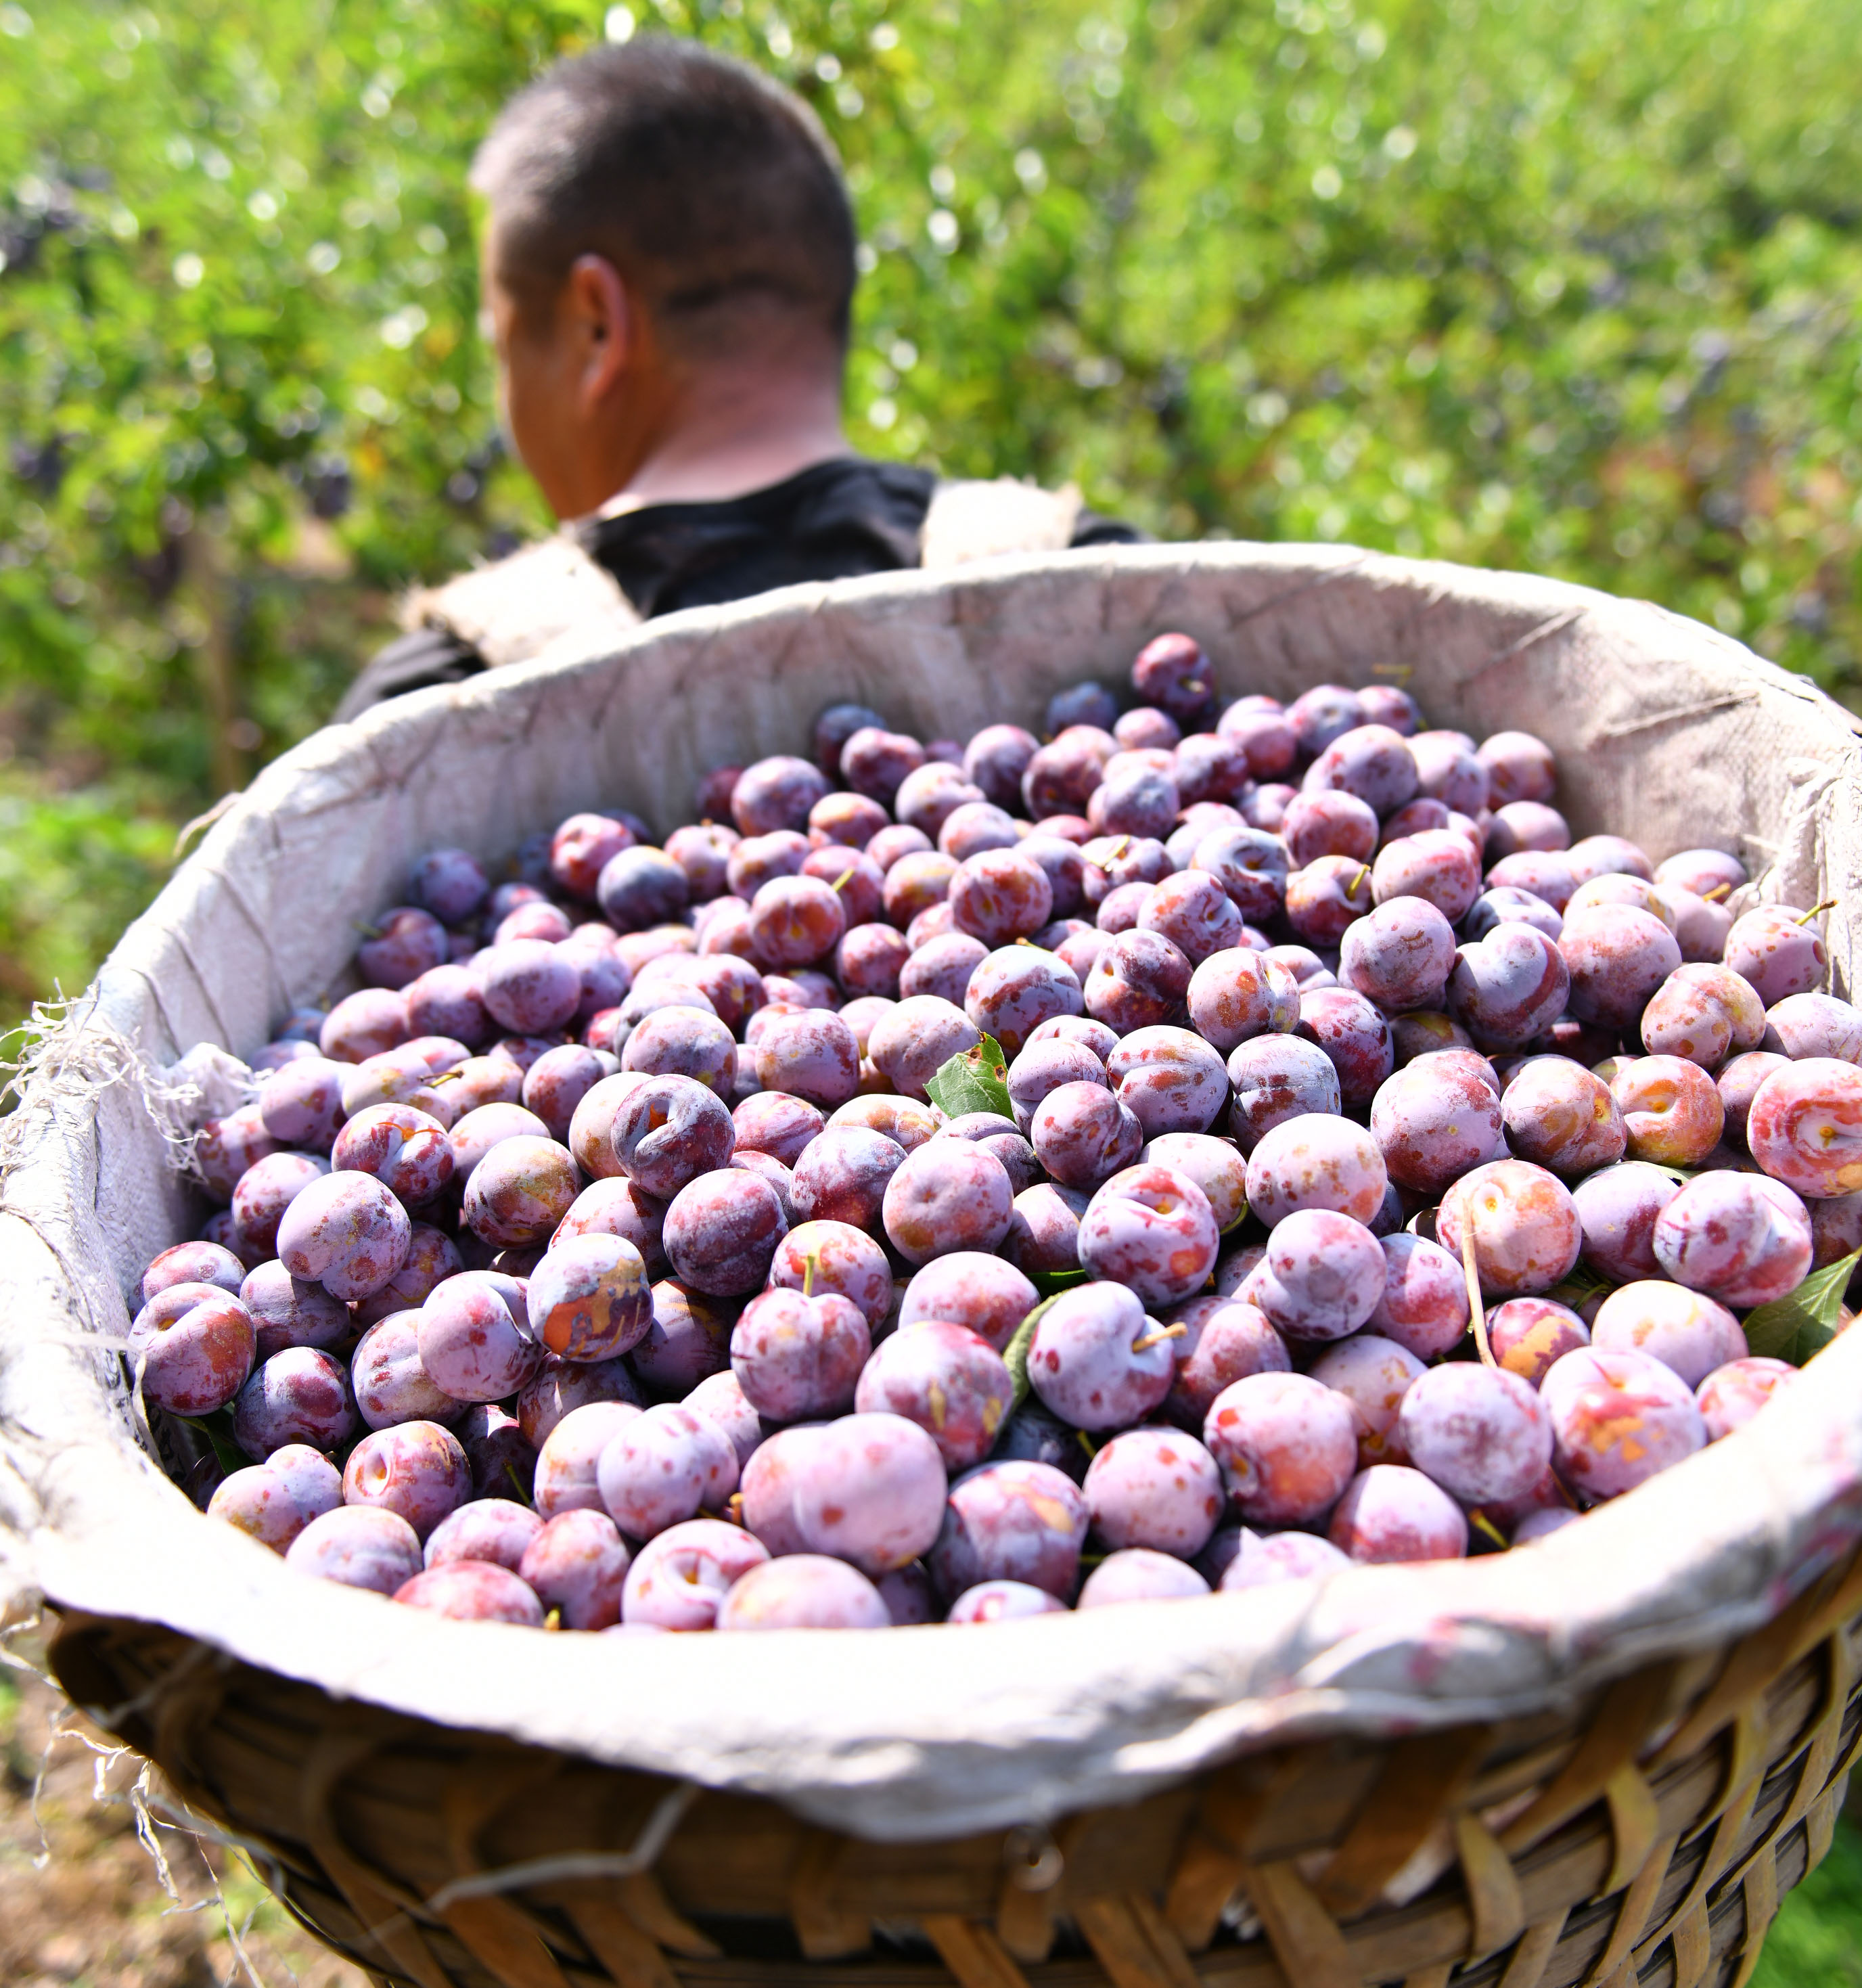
{"left": 338, "top": 37, "right": 1135, "bottom": 718}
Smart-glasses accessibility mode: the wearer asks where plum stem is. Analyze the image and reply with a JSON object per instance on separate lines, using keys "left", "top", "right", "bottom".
{"left": 832, "top": 867, "right": 856, "bottom": 894}
{"left": 1701, "top": 882, "right": 1732, "bottom": 903}
{"left": 1131, "top": 1321, "right": 1187, "bottom": 1353}
{"left": 1459, "top": 1220, "right": 1497, "bottom": 1366}
{"left": 1468, "top": 1508, "right": 1509, "bottom": 1550}
{"left": 1797, "top": 899, "right": 1838, "bottom": 924}
{"left": 1350, "top": 864, "right": 1370, "bottom": 896}
{"left": 802, "top": 1251, "right": 818, "bottom": 1298}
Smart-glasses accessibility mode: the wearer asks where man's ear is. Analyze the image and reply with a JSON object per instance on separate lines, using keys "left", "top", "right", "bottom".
{"left": 566, "top": 254, "right": 631, "bottom": 410}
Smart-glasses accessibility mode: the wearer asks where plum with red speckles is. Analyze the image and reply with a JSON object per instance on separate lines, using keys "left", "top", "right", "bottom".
{"left": 1090, "top": 761, "right": 1180, "bottom": 841}
{"left": 930, "top": 1460, "right": 1089, "bottom": 1600}
{"left": 394, "top": 1562, "right": 546, "bottom": 1625}
{"left": 748, "top": 874, "right": 846, "bottom": 972}
{"left": 750, "top": 1008, "right": 861, "bottom": 1110}
{"left": 1186, "top": 948, "right": 1300, "bottom": 1056}
{"left": 1083, "top": 929, "right": 1193, "bottom": 1034}
{"left": 1542, "top": 1347, "right": 1705, "bottom": 1499}
{"left": 551, "top": 1177, "right": 666, "bottom": 1281}
{"left": 514, "top": 1045, "right": 611, "bottom": 1142}
{"left": 789, "top": 1411, "right": 948, "bottom": 1574}
{"left": 1746, "top": 1058, "right": 1862, "bottom": 1198}
{"left": 1245, "top": 1114, "right": 1386, "bottom": 1226}
{"left": 1137, "top": 870, "right": 1243, "bottom": 965}
{"left": 1077, "top": 1162, "right": 1219, "bottom": 1307}
{"left": 1570, "top": 1162, "right": 1682, "bottom": 1284}
{"left": 334, "top": 1103, "right": 455, "bottom": 1210}
{"left": 1446, "top": 925, "right": 1571, "bottom": 1052}
{"left": 769, "top": 1219, "right": 893, "bottom": 1328}
{"left": 208, "top": 1463, "right": 331, "bottom": 1553}
{"left": 1294, "top": 987, "right": 1393, "bottom": 1106}
{"left": 411, "top": 847, "right": 491, "bottom": 925}
{"left": 831, "top": 1094, "right": 940, "bottom": 1150}
{"left": 409, "top": 1270, "right": 541, "bottom": 1404}
{"left": 1190, "top": 826, "right": 1290, "bottom": 926}
{"left": 550, "top": 814, "right": 635, "bottom": 902}
{"left": 1285, "top": 857, "right": 1373, "bottom": 947}
{"left": 1652, "top": 1173, "right": 1811, "bottom": 1308}
{"left": 1367, "top": 1234, "right": 1470, "bottom": 1359}
{"left": 1001, "top": 1182, "right": 1093, "bottom": 1278}
{"left": 1765, "top": 993, "right": 1862, "bottom": 1064}
{"left": 610, "top": 1076, "right": 735, "bottom": 1199}
{"left": 1131, "top": 632, "right": 1215, "bottom": 725}
{"left": 1095, "top": 880, "right": 1157, "bottom": 935}
{"left": 1716, "top": 1052, "right": 1791, "bottom": 1154}
{"left": 666, "top": 821, "right": 740, "bottom": 901}
{"left": 1339, "top": 898, "right": 1456, "bottom": 1014}
{"left": 240, "top": 1261, "right": 350, "bottom": 1357}
{"left": 1566, "top": 834, "right": 1654, "bottom": 886}
{"left": 835, "top": 922, "right": 911, "bottom": 998}
{"left": 896, "top": 931, "right": 984, "bottom": 1008}
{"left": 1328, "top": 1466, "right": 1468, "bottom": 1563}
{"left": 1287, "top": 685, "right": 1364, "bottom": 756}
{"left": 1309, "top": 1335, "right": 1426, "bottom": 1465}
{"left": 231, "top": 1347, "right": 355, "bottom": 1458}
{"left": 141, "top": 1240, "right": 247, "bottom": 1308}
{"left": 1669, "top": 889, "right": 1736, "bottom": 964}
{"left": 1436, "top": 1159, "right": 1581, "bottom": 1297}
{"left": 1639, "top": 964, "right": 1766, "bottom": 1067}
{"left": 1610, "top": 1055, "right": 1725, "bottom": 1167}
{"left": 620, "top": 1008, "right": 736, "bottom": 1098}
{"left": 424, "top": 1499, "right": 543, "bottom": 1575}
{"left": 733, "top": 1091, "right": 824, "bottom": 1168}
{"left": 1022, "top": 727, "right": 1114, "bottom": 819}
{"left": 1173, "top": 731, "right": 1251, "bottom": 807}
{"left": 789, "top": 1125, "right": 905, "bottom": 1232}
{"left": 623, "top": 1517, "right": 770, "bottom": 1629}
{"left": 1078, "top": 1550, "right": 1210, "bottom": 1605}
{"left": 1252, "top": 1209, "right": 1385, "bottom": 1342}
{"left": 962, "top": 723, "right": 1040, "bottom": 811}
{"left": 1409, "top": 731, "right": 1489, "bottom": 814}
{"left": 894, "top": 763, "right": 987, "bottom": 841}
{"left": 497, "top": 900, "right": 574, "bottom": 946}
{"left": 287, "top": 1506, "right": 424, "bottom": 1594}
{"left": 596, "top": 1401, "right": 738, "bottom": 1539}
{"left": 1484, "top": 802, "right": 1570, "bottom": 861}
{"left": 1225, "top": 1037, "right": 1342, "bottom": 1153}
{"left": 1560, "top": 909, "right": 1683, "bottom": 1031}
{"left": 1463, "top": 888, "right": 1565, "bottom": 945}
{"left": 516, "top": 1357, "right": 641, "bottom": 1451}
{"left": 522, "top": 1234, "right": 653, "bottom": 1364}
{"left": 1162, "top": 1298, "right": 1290, "bottom": 1428}
{"left": 662, "top": 1168, "right": 787, "bottom": 1296}
{"left": 866, "top": 995, "right": 978, "bottom": 1102}
{"left": 1484, "top": 851, "right": 1576, "bottom": 911}
{"left": 257, "top": 1056, "right": 350, "bottom": 1152}
{"left": 342, "top": 1420, "right": 470, "bottom": 1539}
{"left": 1371, "top": 830, "right": 1480, "bottom": 922}
{"left": 532, "top": 1401, "right": 644, "bottom": 1518}
{"left": 1281, "top": 789, "right": 1380, "bottom": 870}
{"left": 1655, "top": 848, "right": 1745, "bottom": 898}
{"left": 1396, "top": 1363, "right": 1551, "bottom": 1505}
{"left": 1140, "top": 1133, "right": 1247, "bottom": 1233}
{"left": 1696, "top": 1358, "right": 1797, "bottom": 1441}
{"left": 853, "top": 1323, "right": 1012, "bottom": 1469}
{"left": 476, "top": 939, "right": 580, "bottom": 1036}
{"left": 717, "top": 1555, "right": 890, "bottom": 1630}
{"left": 1219, "top": 1529, "right": 1351, "bottom": 1589}
{"left": 731, "top": 1287, "right": 870, "bottom": 1419}
{"left": 838, "top": 726, "right": 924, "bottom": 807}
{"left": 1369, "top": 1057, "right": 1504, "bottom": 1194}
{"left": 516, "top": 1509, "right": 631, "bottom": 1629}
{"left": 229, "top": 1152, "right": 331, "bottom": 1260}
{"left": 1590, "top": 1282, "right": 1748, "bottom": 1387}
{"left": 277, "top": 1172, "right": 411, "bottom": 1301}
{"left": 895, "top": 1252, "right": 1037, "bottom": 1354}
{"left": 947, "top": 1580, "right": 1068, "bottom": 1622}
{"left": 319, "top": 989, "right": 411, "bottom": 1066}
{"left": 731, "top": 754, "right": 831, "bottom": 836}
{"left": 1500, "top": 1059, "right": 1625, "bottom": 1177}
{"left": 195, "top": 1104, "right": 281, "bottom": 1203}
{"left": 884, "top": 1138, "right": 1014, "bottom": 1263}
{"left": 626, "top": 1280, "right": 732, "bottom": 1395}
{"left": 966, "top": 947, "right": 1085, "bottom": 1056}
{"left": 1105, "top": 1027, "right": 1228, "bottom": 1138}
{"left": 1028, "top": 1282, "right": 1176, "bottom": 1430}
{"left": 457, "top": 1403, "right": 537, "bottom": 1500}
{"left": 1485, "top": 1297, "right": 1590, "bottom": 1387}
{"left": 1476, "top": 731, "right": 1556, "bottom": 807}
{"left": 1381, "top": 798, "right": 1453, "bottom": 846}
{"left": 462, "top": 1135, "right": 578, "bottom": 1247}
{"left": 1307, "top": 724, "right": 1419, "bottom": 815}
{"left": 1006, "top": 1038, "right": 1106, "bottom": 1135}
{"left": 1203, "top": 1372, "right": 1357, "bottom": 1524}
{"left": 727, "top": 830, "right": 809, "bottom": 901}
{"left": 352, "top": 1310, "right": 463, "bottom": 1430}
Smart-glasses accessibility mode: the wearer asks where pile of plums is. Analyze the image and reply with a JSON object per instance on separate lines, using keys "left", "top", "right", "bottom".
{"left": 133, "top": 633, "right": 1861, "bottom": 1632}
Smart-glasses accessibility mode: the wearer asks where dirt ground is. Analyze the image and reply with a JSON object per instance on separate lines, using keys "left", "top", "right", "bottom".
{"left": 0, "top": 1663, "right": 369, "bottom": 1988}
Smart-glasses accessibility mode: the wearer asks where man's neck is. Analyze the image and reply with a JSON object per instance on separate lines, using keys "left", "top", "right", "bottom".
{"left": 591, "top": 365, "right": 851, "bottom": 518}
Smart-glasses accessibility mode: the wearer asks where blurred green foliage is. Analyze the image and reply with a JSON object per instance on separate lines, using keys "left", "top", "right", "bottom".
{"left": 2, "top": 0, "right": 1861, "bottom": 1010}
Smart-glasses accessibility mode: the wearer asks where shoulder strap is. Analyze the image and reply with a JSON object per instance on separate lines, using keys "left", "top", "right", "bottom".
{"left": 919, "top": 476, "right": 1083, "bottom": 569}
{"left": 401, "top": 535, "right": 640, "bottom": 671}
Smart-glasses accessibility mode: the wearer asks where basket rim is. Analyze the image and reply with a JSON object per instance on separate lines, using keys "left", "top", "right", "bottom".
{"left": 6, "top": 539, "right": 1862, "bottom": 1844}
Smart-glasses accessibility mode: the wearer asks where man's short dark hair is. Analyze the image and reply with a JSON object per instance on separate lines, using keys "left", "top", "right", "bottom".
{"left": 472, "top": 37, "right": 857, "bottom": 350}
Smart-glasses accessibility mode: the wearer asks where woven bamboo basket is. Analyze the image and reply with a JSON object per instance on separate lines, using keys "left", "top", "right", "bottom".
{"left": 7, "top": 544, "right": 1862, "bottom": 1988}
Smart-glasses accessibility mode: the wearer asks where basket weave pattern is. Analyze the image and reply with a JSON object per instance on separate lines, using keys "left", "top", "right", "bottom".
{"left": 50, "top": 1543, "right": 1862, "bottom": 1988}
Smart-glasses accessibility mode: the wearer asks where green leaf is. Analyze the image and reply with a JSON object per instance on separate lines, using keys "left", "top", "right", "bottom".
{"left": 1002, "top": 1289, "right": 1070, "bottom": 1414}
{"left": 1029, "top": 1265, "right": 1091, "bottom": 1297}
{"left": 1743, "top": 1250, "right": 1861, "bottom": 1366}
{"left": 1546, "top": 1261, "right": 1615, "bottom": 1310}
{"left": 177, "top": 1409, "right": 246, "bottom": 1478}
{"left": 925, "top": 1032, "right": 1012, "bottom": 1121}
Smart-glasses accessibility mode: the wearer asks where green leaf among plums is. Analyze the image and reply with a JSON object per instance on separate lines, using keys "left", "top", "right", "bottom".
{"left": 1743, "top": 1250, "right": 1861, "bottom": 1366}
{"left": 926, "top": 1033, "right": 1012, "bottom": 1121}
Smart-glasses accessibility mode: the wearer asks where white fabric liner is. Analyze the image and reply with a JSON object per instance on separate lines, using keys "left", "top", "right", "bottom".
{"left": 4, "top": 542, "right": 1862, "bottom": 1843}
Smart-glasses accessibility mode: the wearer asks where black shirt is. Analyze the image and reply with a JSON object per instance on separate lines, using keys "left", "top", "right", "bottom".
{"left": 335, "top": 457, "right": 1141, "bottom": 719}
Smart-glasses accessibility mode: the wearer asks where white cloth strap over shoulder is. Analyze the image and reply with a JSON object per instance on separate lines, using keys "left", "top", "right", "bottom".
{"left": 402, "top": 535, "right": 641, "bottom": 672}
{"left": 919, "top": 476, "right": 1083, "bottom": 568}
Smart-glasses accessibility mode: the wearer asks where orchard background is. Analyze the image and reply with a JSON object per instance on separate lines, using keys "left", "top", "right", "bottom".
{"left": 1, "top": 3, "right": 1861, "bottom": 1979}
